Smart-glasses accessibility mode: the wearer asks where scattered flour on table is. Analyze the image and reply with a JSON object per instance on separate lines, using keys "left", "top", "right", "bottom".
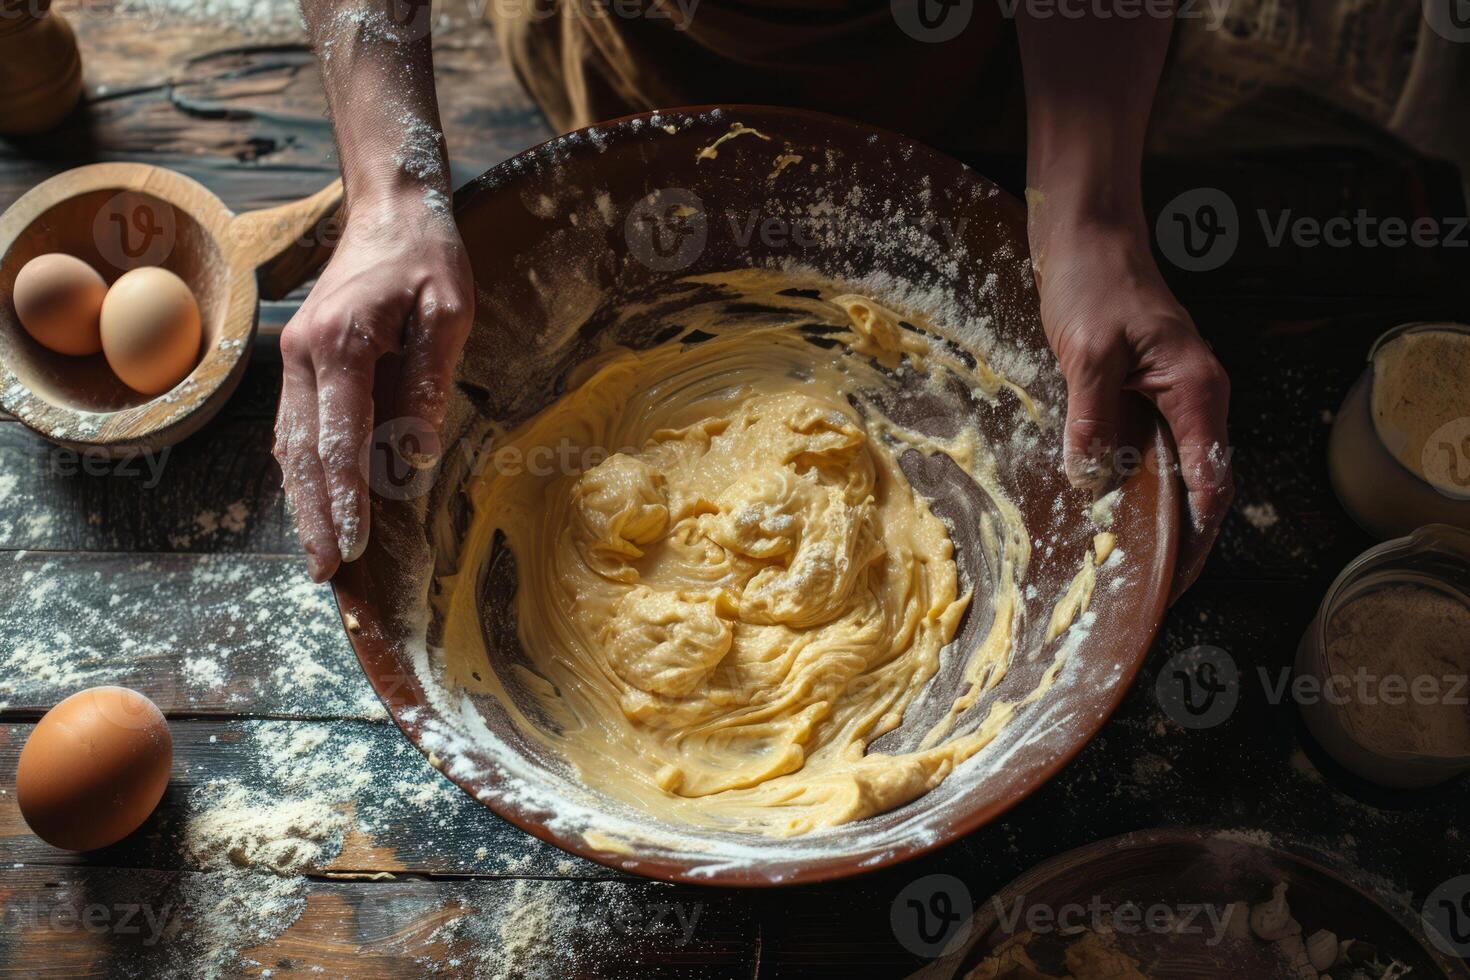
{"left": 420, "top": 880, "right": 648, "bottom": 980}
{"left": 169, "top": 501, "right": 252, "bottom": 548}
{"left": 163, "top": 722, "right": 420, "bottom": 975}
{"left": 1240, "top": 501, "right": 1279, "bottom": 530}
{"left": 186, "top": 782, "right": 349, "bottom": 875}
{"left": 162, "top": 872, "right": 310, "bottom": 978}
{"left": 161, "top": 722, "right": 377, "bottom": 973}
{"left": 182, "top": 656, "right": 227, "bottom": 690}
{"left": 0, "top": 555, "right": 385, "bottom": 719}
{"left": 0, "top": 479, "right": 610, "bottom": 974}
{"left": 158, "top": 720, "right": 619, "bottom": 978}
{"left": 427, "top": 879, "right": 579, "bottom": 978}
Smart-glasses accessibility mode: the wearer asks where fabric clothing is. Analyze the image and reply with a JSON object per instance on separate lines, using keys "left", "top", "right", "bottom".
{"left": 485, "top": 0, "right": 1015, "bottom": 155}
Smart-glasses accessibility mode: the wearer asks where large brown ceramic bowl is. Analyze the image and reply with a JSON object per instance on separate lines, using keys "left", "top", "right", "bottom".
{"left": 333, "top": 106, "right": 1180, "bottom": 886}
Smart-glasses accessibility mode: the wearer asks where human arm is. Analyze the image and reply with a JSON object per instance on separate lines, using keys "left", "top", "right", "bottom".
{"left": 1016, "top": 6, "right": 1233, "bottom": 601}
{"left": 276, "top": 0, "right": 473, "bottom": 582}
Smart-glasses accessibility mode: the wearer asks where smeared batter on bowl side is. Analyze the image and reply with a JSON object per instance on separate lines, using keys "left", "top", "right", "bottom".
{"left": 439, "top": 271, "right": 1109, "bottom": 837}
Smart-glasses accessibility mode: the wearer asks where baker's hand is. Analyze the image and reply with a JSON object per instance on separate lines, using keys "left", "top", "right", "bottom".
{"left": 274, "top": 192, "right": 473, "bottom": 582}
{"left": 1033, "top": 219, "right": 1233, "bottom": 602}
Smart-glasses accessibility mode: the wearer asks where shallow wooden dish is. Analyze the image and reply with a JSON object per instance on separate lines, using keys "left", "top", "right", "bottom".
{"left": 334, "top": 106, "right": 1180, "bottom": 886}
{"left": 933, "top": 828, "right": 1470, "bottom": 979}
{"left": 0, "top": 163, "right": 340, "bottom": 454}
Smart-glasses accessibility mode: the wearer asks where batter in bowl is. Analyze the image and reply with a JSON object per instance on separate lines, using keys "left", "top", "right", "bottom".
{"left": 439, "top": 273, "right": 1111, "bottom": 837}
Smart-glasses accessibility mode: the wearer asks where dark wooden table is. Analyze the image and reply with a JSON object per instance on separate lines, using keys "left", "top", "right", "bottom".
{"left": 1, "top": 4, "right": 1468, "bottom": 977}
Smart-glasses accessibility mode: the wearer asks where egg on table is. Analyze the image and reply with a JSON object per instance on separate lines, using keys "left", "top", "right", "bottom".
{"left": 100, "top": 266, "right": 202, "bottom": 395}
{"left": 11, "top": 252, "right": 108, "bottom": 356}
{"left": 16, "top": 686, "right": 173, "bottom": 851}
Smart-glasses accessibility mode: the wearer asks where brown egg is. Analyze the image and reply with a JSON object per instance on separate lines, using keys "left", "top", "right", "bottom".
{"left": 11, "top": 252, "right": 107, "bottom": 356}
{"left": 99, "top": 266, "right": 202, "bottom": 395}
{"left": 16, "top": 686, "right": 172, "bottom": 851}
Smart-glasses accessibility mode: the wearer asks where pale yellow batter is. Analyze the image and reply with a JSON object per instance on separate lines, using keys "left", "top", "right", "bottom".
{"left": 439, "top": 276, "right": 1109, "bottom": 838}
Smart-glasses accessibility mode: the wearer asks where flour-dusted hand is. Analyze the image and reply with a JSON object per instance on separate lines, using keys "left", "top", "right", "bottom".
{"left": 281, "top": 0, "right": 474, "bottom": 582}
{"left": 274, "top": 195, "right": 473, "bottom": 583}
{"left": 1034, "top": 221, "right": 1233, "bottom": 602}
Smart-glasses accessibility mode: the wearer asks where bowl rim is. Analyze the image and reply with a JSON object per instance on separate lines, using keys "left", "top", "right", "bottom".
{"left": 334, "top": 104, "right": 1181, "bottom": 887}
{"left": 0, "top": 161, "right": 257, "bottom": 454}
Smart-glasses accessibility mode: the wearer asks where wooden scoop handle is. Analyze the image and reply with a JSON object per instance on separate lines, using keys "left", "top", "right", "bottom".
{"left": 227, "top": 177, "right": 344, "bottom": 300}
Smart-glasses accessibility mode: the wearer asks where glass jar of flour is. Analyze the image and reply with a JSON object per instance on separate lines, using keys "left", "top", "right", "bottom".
{"left": 1295, "top": 525, "right": 1470, "bottom": 788}
{"left": 1327, "top": 322, "right": 1470, "bottom": 539}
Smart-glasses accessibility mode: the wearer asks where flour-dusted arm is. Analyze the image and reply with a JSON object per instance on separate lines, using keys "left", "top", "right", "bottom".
{"left": 277, "top": 0, "right": 473, "bottom": 581}
{"left": 1017, "top": 5, "right": 1233, "bottom": 601}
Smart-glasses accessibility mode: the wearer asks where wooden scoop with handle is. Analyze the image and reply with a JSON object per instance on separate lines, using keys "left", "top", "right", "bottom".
{"left": 0, "top": 163, "right": 343, "bottom": 455}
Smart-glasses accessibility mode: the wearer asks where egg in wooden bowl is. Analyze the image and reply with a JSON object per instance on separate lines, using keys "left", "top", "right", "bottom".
{"left": 0, "top": 163, "right": 340, "bottom": 455}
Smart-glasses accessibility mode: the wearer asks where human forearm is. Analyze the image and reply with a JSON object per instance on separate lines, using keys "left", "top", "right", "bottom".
{"left": 300, "top": 0, "right": 449, "bottom": 210}
{"left": 1015, "top": 7, "right": 1232, "bottom": 602}
{"left": 277, "top": 1, "right": 472, "bottom": 582}
{"left": 1016, "top": 10, "right": 1172, "bottom": 242}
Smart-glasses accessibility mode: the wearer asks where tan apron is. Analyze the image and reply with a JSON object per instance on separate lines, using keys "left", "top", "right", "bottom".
{"left": 486, "top": 0, "right": 1470, "bottom": 191}
{"left": 485, "top": 0, "right": 1014, "bottom": 156}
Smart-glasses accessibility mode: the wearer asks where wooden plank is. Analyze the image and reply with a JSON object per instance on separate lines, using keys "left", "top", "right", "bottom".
{"left": 0, "top": 297, "right": 1401, "bottom": 569}
{"left": 2, "top": 557, "right": 1463, "bottom": 903}
{"left": 0, "top": 553, "right": 368, "bottom": 717}
{"left": 1, "top": 580, "right": 1463, "bottom": 974}
{"left": 1, "top": 0, "right": 552, "bottom": 211}
{"left": 0, "top": 420, "right": 292, "bottom": 555}
{"left": 4, "top": 577, "right": 1461, "bottom": 890}
{"left": 0, "top": 867, "right": 760, "bottom": 978}
{"left": 0, "top": 719, "right": 610, "bottom": 880}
